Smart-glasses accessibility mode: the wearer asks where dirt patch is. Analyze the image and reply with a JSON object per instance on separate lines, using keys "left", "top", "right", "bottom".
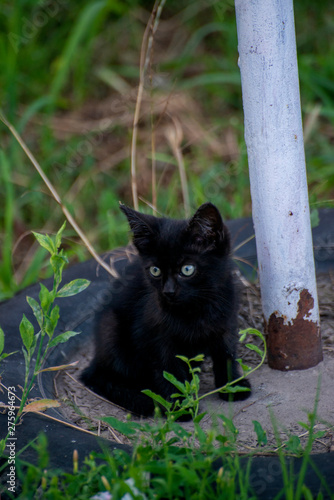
{"left": 55, "top": 272, "right": 334, "bottom": 453}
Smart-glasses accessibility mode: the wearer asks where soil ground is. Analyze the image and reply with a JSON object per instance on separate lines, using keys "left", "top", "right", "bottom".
{"left": 56, "top": 272, "right": 334, "bottom": 454}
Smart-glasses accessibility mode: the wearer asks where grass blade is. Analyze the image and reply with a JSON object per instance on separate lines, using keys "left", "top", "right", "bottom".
{"left": 49, "top": 1, "right": 107, "bottom": 104}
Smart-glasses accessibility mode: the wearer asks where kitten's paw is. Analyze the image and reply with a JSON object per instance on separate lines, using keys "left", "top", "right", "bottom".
{"left": 80, "top": 365, "right": 97, "bottom": 388}
{"left": 219, "top": 378, "right": 251, "bottom": 401}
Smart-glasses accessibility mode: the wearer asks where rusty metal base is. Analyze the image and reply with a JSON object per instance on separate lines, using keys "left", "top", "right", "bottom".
{"left": 267, "top": 289, "right": 323, "bottom": 371}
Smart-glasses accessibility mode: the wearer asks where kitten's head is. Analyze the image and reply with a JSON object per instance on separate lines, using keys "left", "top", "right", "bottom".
{"left": 120, "top": 203, "right": 232, "bottom": 307}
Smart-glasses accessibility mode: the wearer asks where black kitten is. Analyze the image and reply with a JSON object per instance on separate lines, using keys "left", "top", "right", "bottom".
{"left": 81, "top": 203, "right": 250, "bottom": 416}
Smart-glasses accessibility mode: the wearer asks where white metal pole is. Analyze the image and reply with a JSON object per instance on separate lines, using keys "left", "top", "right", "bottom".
{"left": 234, "top": 0, "right": 322, "bottom": 370}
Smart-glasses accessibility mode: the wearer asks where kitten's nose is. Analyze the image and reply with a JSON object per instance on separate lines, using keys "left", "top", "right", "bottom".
{"left": 163, "top": 290, "right": 176, "bottom": 299}
{"left": 163, "top": 278, "right": 176, "bottom": 299}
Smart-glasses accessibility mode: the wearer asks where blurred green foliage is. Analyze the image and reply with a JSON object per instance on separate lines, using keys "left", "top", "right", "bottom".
{"left": 0, "top": 0, "right": 334, "bottom": 298}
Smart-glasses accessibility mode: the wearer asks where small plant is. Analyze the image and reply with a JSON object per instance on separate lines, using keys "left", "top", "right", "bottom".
{"left": 98, "top": 329, "right": 265, "bottom": 459}
{"left": 139, "top": 327, "right": 266, "bottom": 423}
{"left": 97, "top": 329, "right": 266, "bottom": 494}
{"left": 0, "top": 223, "right": 90, "bottom": 455}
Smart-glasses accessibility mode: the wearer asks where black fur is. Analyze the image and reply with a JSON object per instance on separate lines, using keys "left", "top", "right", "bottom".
{"left": 81, "top": 203, "right": 251, "bottom": 416}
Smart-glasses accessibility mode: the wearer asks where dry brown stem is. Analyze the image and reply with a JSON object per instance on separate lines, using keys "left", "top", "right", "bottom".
{"left": 0, "top": 112, "right": 119, "bottom": 279}
{"left": 131, "top": 0, "right": 167, "bottom": 211}
{"left": 165, "top": 117, "right": 190, "bottom": 218}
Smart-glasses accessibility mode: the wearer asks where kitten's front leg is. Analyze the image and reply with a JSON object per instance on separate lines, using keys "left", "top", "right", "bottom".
{"left": 81, "top": 361, "right": 156, "bottom": 416}
{"left": 210, "top": 334, "right": 251, "bottom": 401}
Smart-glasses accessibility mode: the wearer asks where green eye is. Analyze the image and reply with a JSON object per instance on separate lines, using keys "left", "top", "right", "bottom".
{"left": 181, "top": 264, "right": 195, "bottom": 277}
{"left": 150, "top": 266, "right": 161, "bottom": 277}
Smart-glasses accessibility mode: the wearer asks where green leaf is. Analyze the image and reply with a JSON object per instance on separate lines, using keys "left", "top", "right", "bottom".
{"left": 190, "top": 354, "right": 205, "bottom": 363}
{"left": 216, "top": 435, "right": 228, "bottom": 445}
{"left": 39, "top": 283, "right": 53, "bottom": 312}
{"left": 49, "top": 1, "right": 107, "bottom": 103}
{"left": 19, "top": 314, "right": 34, "bottom": 350}
{"left": 298, "top": 421, "right": 310, "bottom": 431}
{"left": 22, "top": 345, "right": 30, "bottom": 368}
{"left": 163, "top": 371, "right": 186, "bottom": 393}
{"left": 301, "top": 485, "right": 315, "bottom": 500}
{"left": 239, "top": 330, "right": 248, "bottom": 342}
{"left": 239, "top": 328, "right": 264, "bottom": 342}
{"left": 252, "top": 420, "right": 267, "bottom": 446}
{"left": 236, "top": 358, "right": 252, "bottom": 374}
{"left": 175, "top": 355, "right": 189, "bottom": 364}
{"left": 100, "top": 416, "right": 137, "bottom": 437}
{"left": 141, "top": 389, "right": 172, "bottom": 410}
{"left": 56, "top": 279, "right": 90, "bottom": 298}
{"left": 0, "top": 327, "right": 4, "bottom": 355}
{"left": 27, "top": 296, "right": 43, "bottom": 328}
{"left": 194, "top": 422, "right": 207, "bottom": 443}
{"left": 0, "top": 439, "right": 5, "bottom": 455}
{"left": 171, "top": 423, "right": 192, "bottom": 440}
{"left": 245, "top": 343, "right": 264, "bottom": 357}
{"left": 45, "top": 306, "right": 60, "bottom": 338}
{"left": 285, "top": 434, "right": 301, "bottom": 454}
{"left": 170, "top": 392, "right": 183, "bottom": 399}
{"left": 48, "top": 330, "right": 81, "bottom": 348}
{"left": 313, "top": 430, "right": 326, "bottom": 439}
{"left": 30, "top": 332, "right": 40, "bottom": 354}
{"left": 170, "top": 408, "right": 192, "bottom": 421}
{"left": 50, "top": 252, "right": 68, "bottom": 285}
{"left": 50, "top": 305, "right": 60, "bottom": 328}
{"left": 0, "top": 351, "right": 17, "bottom": 362}
{"left": 223, "top": 384, "right": 251, "bottom": 394}
{"left": 32, "top": 231, "right": 55, "bottom": 255}
{"left": 191, "top": 374, "right": 200, "bottom": 390}
{"left": 176, "top": 353, "right": 204, "bottom": 364}
{"left": 55, "top": 222, "right": 66, "bottom": 250}
{"left": 218, "top": 414, "right": 238, "bottom": 435}
{"left": 193, "top": 412, "right": 207, "bottom": 424}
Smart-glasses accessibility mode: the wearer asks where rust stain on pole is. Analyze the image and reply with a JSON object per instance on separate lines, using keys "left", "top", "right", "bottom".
{"left": 267, "top": 289, "right": 323, "bottom": 370}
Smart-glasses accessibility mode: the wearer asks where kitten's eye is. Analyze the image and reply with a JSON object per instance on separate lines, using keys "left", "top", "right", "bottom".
{"left": 149, "top": 266, "right": 161, "bottom": 277}
{"left": 180, "top": 264, "right": 195, "bottom": 277}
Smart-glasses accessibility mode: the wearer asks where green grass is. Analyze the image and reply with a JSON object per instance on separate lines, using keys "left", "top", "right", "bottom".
{"left": 8, "top": 368, "right": 334, "bottom": 500}
{"left": 1, "top": 0, "right": 334, "bottom": 299}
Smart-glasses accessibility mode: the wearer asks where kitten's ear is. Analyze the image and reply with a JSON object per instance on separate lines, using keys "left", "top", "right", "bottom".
{"left": 187, "top": 203, "right": 229, "bottom": 253}
{"left": 120, "top": 203, "right": 157, "bottom": 252}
